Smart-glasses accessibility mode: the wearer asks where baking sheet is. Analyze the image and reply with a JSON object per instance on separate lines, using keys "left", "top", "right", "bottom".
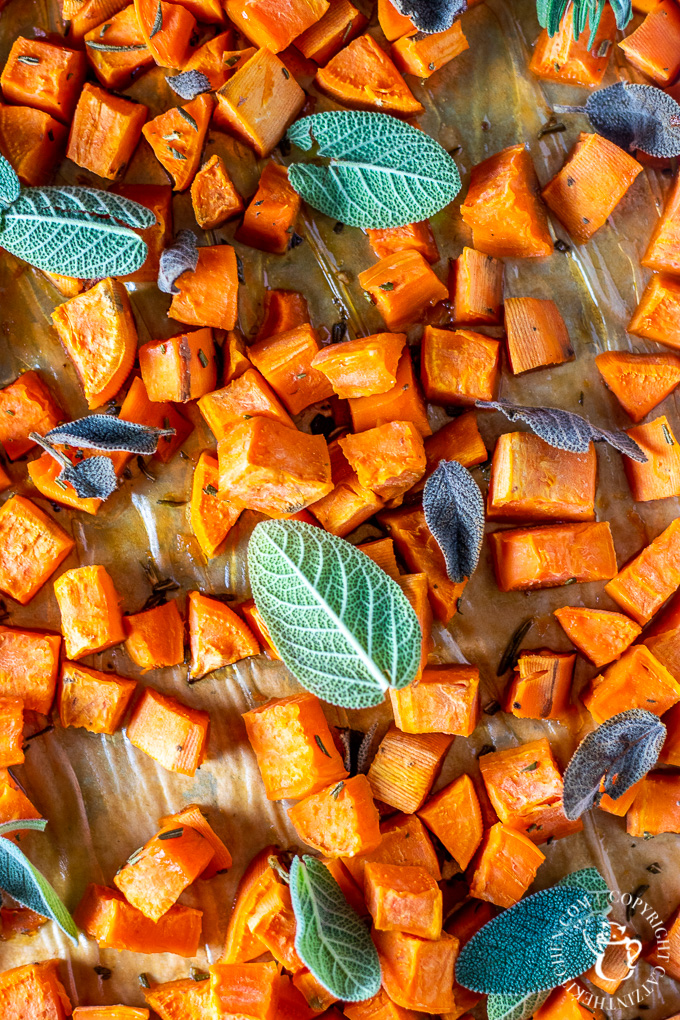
{"left": 0, "top": 0, "right": 680, "bottom": 1013}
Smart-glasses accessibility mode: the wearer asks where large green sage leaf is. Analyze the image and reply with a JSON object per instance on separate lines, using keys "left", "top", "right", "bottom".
{"left": 0, "top": 819, "right": 78, "bottom": 941}
{"left": 290, "top": 855, "right": 381, "bottom": 1001}
{"left": 0, "top": 186, "right": 155, "bottom": 277}
{"left": 248, "top": 520, "right": 421, "bottom": 708}
{"left": 0, "top": 153, "right": 20, "bottom": 206}
{"left": 287, "top": 112, "right": 461, "bottom": 229}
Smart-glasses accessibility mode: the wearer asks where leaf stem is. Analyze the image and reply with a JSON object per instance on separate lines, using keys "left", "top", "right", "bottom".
{"left": 28, "top": 432, "right": 70, "bottom": 471}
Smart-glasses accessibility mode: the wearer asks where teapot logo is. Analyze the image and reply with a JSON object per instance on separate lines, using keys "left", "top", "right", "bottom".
{"left": 589, "top": 922, "right": 642, "bottom": 983}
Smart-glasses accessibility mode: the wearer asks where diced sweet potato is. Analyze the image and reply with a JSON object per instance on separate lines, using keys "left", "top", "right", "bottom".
{"left": 421, "top": 326, "right": 501, "bottom": 405}
{"left": 139, "top": 328, "right": 216, "bottom": 402}
{"left": 249, "top": 324, "right": 334, "bottom": 414}
{"left": 350, "top": 348, "right": 431, "bottom": 437}
{"left": 642, "top": 177, "right": 680, "bottom": 275}
{"left": 344, "top": 987, "right": 425, "bottom": 1020}
{"left": 619, "top": 0, "right": 680, "bottom": 85}
{"left": 596, "top": 349, "right": 680, "bottom": 417}
{"left": 488, "top": 432, "right": 596, "bottom": 521}
{"left": 469, "top": 822, "right": 545, "bottom": 907}
{"left": 217, "top": 417, "right": 333, "bottom": 515}
{"left": 169, "top": 246, "right": 239, "bottom": 330}
{"left": 84, "top": 5, "right": 154, "bottom": 89}
{"left": 288, "top": 774, "right": 381, "bottom": 857}
{"left": 189, "top": 591, "right": 259, "bottom": 679}
{"left": 256, "top": 290, "right": 309, "bottom": 342}
{"left": 505, "top": 649, "right": 575, "bottom": 720}
{"left": 127, "top": 687, "right": 209, "bottom": 776}
{"left": 243, "top": 691, "right": 347, "bottom": 800}
{"left": 214, "top": 47, "right": 305, "bottom": 158}
{"left": 113, "top": 183, "right": 173, "bottom": 285}
{"left": 643, "top": 591, "right": 680, "bottom": 680}
{"left": 0, "top": 698, "right": 24, "bottom": 768}
{"left": 357, "top": 538, "right": 400, "bottom": 580}
{"left": 143, "top": 977, "right": 213, "bottom": 1020}
{"left": 0, "top": 626, "right": 61, "bottom": 715}
{"left": 418, "top": 774, "right": 483, "bottom": 869}
{"left": 1, "top": 37, "right": 86, "bottom": 122}
{"left": 623, "top": 414, "right": 680, "bottom": 501}
{"left": 142, "top": 94, "right": 214, "bottom": 191}
{"left": 367, "top": 725, "right": 453, "bottom": 813}
{"left": 51, "top": 278, "right": 138, "bottom": 408}
{"left": 67, "top": 82, "right": 147, "bottom": 179}
{"left": 359, "top": 251, "right": 448, "bottom": 331}
{"left": 372, "top": 929, "right": 457, "bottom": 1013}
{"left": 0, "top": 495, "right": 74, "bottom": 605}
{"left": 392, "top": 21, "right": 469, "bottom": 78}
{"left": 223, "top": 331, "right": 252, "bottom": 384}
{"left": 367, "top": 222, "right": 439, "bottom": 265}
{"left": 378, "top": 0, "right": 415, "bottom": 39}
{"left": 397, "top": 573, "right": 432, "bottom": 676}
{"left": 460, "top": 144, "right": 553, "bottom": 258}
{"left": 529, "top": 5, "right": 616, "bottom": 87}
{"left": 134, "top": 0, "right": 196, "bottom": 66}
{"left": 339, "top": 421, "right": 426, "bottom": 502}
{"left": 72, "top": 1008, "right": 149, "bottom": 1019}
{"left": 542, "top": 133, "right": 642, "bottom": 243}
{"left": 0, "top": 371, "right": 63, "bottom": 461}
{"left": 190, "top": 452, "right": 241, "bottom": 559}
{"left": 0, "top": 768, "right": 42, "bottom": 841}
{"left": 411, "top": 413, "right": 486, "bottom": 496}
{"left": 236, "top": 162, "right": 301, "bottom": 254}
{"left": 54, "top": 564, "right": 125, "bottom": 660}
{"left": 75, "top": 883, "right": 202, "bottom": 956}
{"left": 0, "top": 960, "right": 72, "bottom": 1020}
{"left": 605, "top": 516, "right": 680, "bottom": 624}
{"left": 295, "top": 0, "right": 367, "bottom": 63}
{"left": 627, "top": 771, "right": 680, "bottom": 835}
{"left": 504, "top": 297, "right": 574, "bottom": 373}
{"left": 491, "top": 521, "right": 617, "bottom": 592}
{"left": 307, "top": 438, "right": 385, "bottom": 537}
{"left": 316, "top": 34, "right": 423, "bottom": 116}
{"left": 583, "top": 644, "right": 680, "bottom": 723}
{"left": 116, "top": 375, "right": 193, "bottom": 465}
{"left": 365, "top": 862, "right": 442, "bottom": 939}
{"left": 390, "top": 664, "right": 480, "bottom": 736}
{"left": 312, "top": 333, "right": 406, "bottom": 399}
{"left": 342, "top": 813, "right": 441, "bottom": 890}
{"left": 198, "top": 368, "right": 294, "bottom": 440}
{"left": 0, "top": 104, "right": 67, "bottom": 186}
{"left": 450, "top": 247, "right": 504, "bottom": 326}
{"left": 124, "top": 600, "right": 184, "bottom": 671}
{"left": 59, "top": 661, "right": 136, "bottom": 734}
{"left": 69, "top": 0, "right": 136, "bottom": 42}
{"left": 554, "top": 607, "right": 641, "bottom": 669}
{"left": 225, "top": 0, "right": 327, "bottom": 51}
{"left": 191, "top": 154, "right": 243, "bottom": 229}
{"left": 159, "top": 803, "right": 232, "bottom": 879}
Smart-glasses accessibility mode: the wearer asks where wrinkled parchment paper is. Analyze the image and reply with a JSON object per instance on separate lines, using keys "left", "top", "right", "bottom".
{"left": 1, "top": 0, "right": 680, "bottom": 1014}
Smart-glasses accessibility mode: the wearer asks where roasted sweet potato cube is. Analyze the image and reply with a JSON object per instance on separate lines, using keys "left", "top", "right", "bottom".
{"left": 554, "top": 606, "right": 641, "bottom": 669}
{"left": 246, "top": 879, "right": 302, "bottom": 973}
{"left": 256, "top": 290, "right": 309, "bottom": 342}
{"left": 116, "top": 375, "right": 193, "bottom": 466}
{"left": 421, "top": 326, "right": 501, "bottom": 405}
{"left": 619, "top": 0, "right": 680, "bottom": 85}
{"left": 295, "top": 0, "right": 366, "bottom": 62}
{"left": 84, "top": 5, "right": 154, "bottom": 90}
{"left": 504, "top": 297, "right": 574, "bottom": 374}
{"left": 0, "top": 767, "right": 41, "bottom": 840}
{"left": 359, "top": 251, "right": 448, "bottom": 331}
{"left": 643, "top": 592, "right": 680, "bottom": 681}
{"left": 583, "top": 644, "right": 680, "bottom": 723}
{"left": 339, "top": 421, "right": 426, "bottom": 502}
{"left": 505, "top": 649, "right": 575, "bottom": 720}
{"left": 0, "top": 625, "right": 61, "bottom": 715}
{"left": 642, "top": 177, "right": 680, "bottom": 275}
{"left": 199, "top": 368, "right": 294, "bottom": 441}
{"left": 75, "top": 883, "right": 202, "bottom": 955}
{"left": 390, "top": 664, "right": 480, "bottom": 736}
{"left": 379, "top": 504, "right": 466, "bottom": 622}
{"left": 366, "top": 221, "right": 439, "bottom": 264}
{"left": 344, "top": 988, "right": 421, "bottom": 1020}
{"left": 54, "top": 564, "right": 125, "bottom": 660}
{"left": 359, "top": 538, "right": 400, "bottom": 579}
{"left": 598, "top": 778, "right": 644, "bottom": 817}
{"left": 411, "top": 413, "right": 486, "bottom": 497}
{"left": 191, "top": 454, "right": 241, "bottom": 559}
{"left": 582, "top": 920, "right": 642, "bottom": 994}
{"left": 124, "top": 600, "right": 185, "bottom": 671}
{"left": 169, "top": 245, "right": 239, "bottom": 330}
{"left": 316, "top": 34, "right": 422, "bottom": 116}
{"left": 450, "top": 247, "right": 504, "bottom": 326}
{"left": 488, "top": 433, "right": 597, "bottom": 521}
{"left": 214, "top": 48, "right": 305, "bottom": 158}
{"left": 288, "top": 774, "right": 381, "bottom": 857}
{"left": 158, "top": 803, "right": 232, "bottom": 880}
{"left": 236, "top": 163, "right": 301, "bottom": 255}
{"left": 528, "top": 5, "right": 616, "bottom": 87}
{"left": 596, "top": 350, "right": 680, "bottom": 416}
{"left": 243, "top": 691, "right": 347, "bottom": 800}
{"left": 112, "top": 184, "right": 173, "bottom": 285}
{"left": 217, "top": 417, "right": 333, "bottom": 515}
{"left": 0, "top": 697, "right": 24, "bottom": 768}
{"left": 397, "top": 573, "right": 432, "bottom": 676}
{"left": 114, "top": 822, "right": 215, "bottom": 921}
{"left": 534, "top": 984, "right": 609, "bottom": 1020}
{"left": 29, "top": 446, "right": 105, "bottom": 516}
{"left": 191, "top": 154, "right": 244, "bottom": 229}
{"left": 350, "top": 348, "right": 431, "bottom": 437}
{"left": 249, "top": 324, "right": 334, "bottom": 415}
{"left": 189, "top": 591, "right": 259, "bottom": 679}
{"left": 623, "top": 415, "right": 680, "bottom": 502}
{"left": 0, "top": 371, "right": 63, "bottom": 460}
{"left": 127, "top": 687, "right": 209, "bottom": 777}
{"left": 0, "top": 496, "right": 74, "bottom": 605}
{"left": 1, "top": 37, "right": 86, "bottom": 122}
{"left": 225, "top": 0, "right": 327, "bottom": 50}
{"left": 627, "top": 772, "right": 680, "bottom": 836}
{"left": 139, "top": 328, "right": 216, "bottom": 403}
{"left": 541, "top": 133, "right": 642, "bottom": 243}
{"left": 312, "top": 333, "right": 406, "bottom": 399}
{"left": 307, "top": 439, "right": 385, "bottom": 537}
{"left": 342, "top": 813, "right": 442, "bottom": 890}
{"left": 367, "top": 725, "right": 453, "bottom": 813}
{"left": 51, "top": 278, "right": 138, "bottom": 408}
{"left": 605, "top": 517, "right": 680, "bottom": 624}
{"left": 378, "top": 0, "right": 416, "bottom": 39}
{"left": 223, "top": 331, "right": 252, "bottom": 384}
{"left": 393, "top": 21, "right": 469, "bottom": 78}
{"left": 469, "top": 822, "right": 545, "bottom": 907}
{"left": 182, "top": 34, "right": 252, "bottom": 90}
{"left": 210, "top": 961, "right": 280, "bottom": 1019}
{"left": 143, "top": 977, "right": 213, "bottom": 1019}
{"left": 491, "top": 521, "right": 617, "bottom": 591}
{"left": 460, "top": 144, "right": 553, "bottom": 258}
{"left": 67, "top": 82, "right": 147, "bottom": 179}
{"left": 365, "top": 862, "right": 442, "bottom": 939}
{"left": 0, "top": 961, "right": 72, "bottom": 1020}
{"left": 418, "top": 773, "right": 483, "bottom": 870}
{"left": 371, "top": 929, "right": 457, "bottom": 1013}
{"left": 0, "top": 104, "right": 67, "bottom": 186}
{"left": 59, "top": 661, "right": 136, "bottom": 734}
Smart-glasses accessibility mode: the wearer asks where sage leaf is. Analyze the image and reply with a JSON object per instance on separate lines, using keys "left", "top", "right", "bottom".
{"left": 86, "top": 40, "right": 148, "bottom": 52}
{"left": 537, "top": 0, "right": 631, "bottom": 47}
{"left": 390, "top": 0, "right": 466, "bottom": 32}
{"left": 455, "top": 883, "right": 610, "bottom": 995}
{"left": 562, "top": 709, "right": 666, "bottom": 820}
{"left": 0, "top": 819, "right": 78, "bottom": 941}
{"left": 557, "top": 867, "right": 612, "bottom": 915}
{"left": 166, "top": 69, "right": 212, "bottom": 100}
{"left": 248, "top": 520, "right": 421, "bottom": 709}
{"left": 150, "top": 0, "right": 163, "bottom": 35}
{"left": 423, "top": 459, "right": 484, "bottom": 584}
{"left": 290, "top": 855, "right": 381, "bottom": 1001}
{"left": 0, "top": 153, "right": 20, "bottom": 206}
{"left": 158, "top": 229, "right": 199, "bottom": 294}
{"left": 585, "top": 83, "right": 680, "bottom": 158}
{"left": 0, "top": 186, "right": 155, "bottom": 277}
{"left": 476, "top": 399, "right": 647, "bottom": 463}
{"left": 487, "top": 990, "right": 552, "bottom": 1020}
{"left": 46, "top": 415, "right": 175, "bottom": 454}
{"left": 60, "top": 457, "right": 118, "bottom": 500}
{"left": 287, "top": 111, "right": 461, "bottom": 229}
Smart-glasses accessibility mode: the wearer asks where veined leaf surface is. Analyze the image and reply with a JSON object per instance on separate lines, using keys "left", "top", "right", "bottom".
{"left": 248, "top": 520, "right": 421, "bottom": 708}
{"left": 0, "top": 153, "right": 20, "bottom": 205}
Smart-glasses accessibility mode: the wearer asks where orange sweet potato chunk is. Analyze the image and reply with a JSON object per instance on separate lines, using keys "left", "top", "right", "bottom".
{"left": 169, "top": 246, "right": 239, "bottom": 331}
{"left": 365, "top": 862, "right": 442, "bottom": 939}
{"left": 124, "top": 599, "right": 185, "bottom": 671}
{"left": 460, "top": 144, "right": 553, "bottom": 258}
{"left": 596, "top": 350, "right": 680, "bottom": 418}
{"left": 623, "top": 415, "right": 680, "bottom": 502}
{"left": 288, "top": 774, "right": 381, "bottom": 857}
{"left": 236, "top": 163, "right": 301, "bottom": 255}
{"left": 75, "top": 883, "right": 202, "bottom": 956}
{"left": 143, "top": 977, "right": 213, "bottom": 1020}
{"left": 191, "top": 452, "right": 241, "bottom": 559}
{"left": 72, "top": 1008, "right": 149, "bottom": 1019}
{"left": 256, "top": 290, "right": 309, "bottom": 342}
{"left": 372, "top": 928, "right": 457, "bottom": 1013}
{"left": 642, "top": 177, "right": 680, "bottom": 275}
{"left": 0, "top": 495, "right": 74, "bottom": 605}
{"left": 222, "top": 846, "right": 280, "bottom": 963}
{"left": 1, "top": 37, "right": 86, "bottom": 122}
{"left": 0, "top": 371, "right": 63, "bottom": 460}
{"left": 312, "top": 333, "right": 406, "bottom": 399}
{"left": 627, "top": 772, "right": 680, "bottom": 836}
{"left": 316, "top": 34, "right": 423, "bottom": 116}
{"left": 529, "top": 5, "right": 616, "bottom": 87}
{"left": 491, "top": 521, "right": 617, "bottom": 592}
{"left": 183, "top": 36, "right": 254, "bottom": 91}
{"left": 114, "top": 822, "right": 214, "bottom": 921}
{"left": 0, "top": 768, "right": 42, "bottom": 841}
{"left": 159, "top": 803, "right": 232, "bottom": 879}
{"left": 0, "top": 960, "right": 72, "bottom": 1020}
{"left": 504, "top": 297, "right": 574, "bottom": 374}
{"left": 554, "top": 606, "right": 641, "bottom": 668}
{"left": 488, "top": 433, "right": 596, "bottom": 521}
{"left": 343, "top": 813, "right": 442, "bottom": 890}
{"left": 367, "top": 725, "right": 453, "bottom": 813}
{"left": 605, "top": 516, "right": 680, "bottom": 624}
{"left": 390, "top": 665, "right": 480, "bottom": 736}
{"left": 643, "top": 590, "right": 680, "bottom": 680}
{"left": 84, "top": 5, "right": 154, "bottom": 90}
{"left": 307, "top": 438, "right": 385, "bottom": 537}
{"left": 198, "top": 368, "right": 294, "bottom": 441}
{"left": 350, "top": 348, "right": 431, "bottom": 437}
{"left": 359, "top": 251, "right": 448, "bottom": 331}
{"left": 339, "top": 421, "right": 426, "bottom": 502}
{"left": 619, "top": 0, "right": 680, "bottom": 85}
{"left": 59, "top": 661, "right": 136, "bottom": 734}
{"left": 126, "top": 687, "right": 209, "bottom": 777}
{"left": 134, "top": 0, "right": 196, "bottom": 67}
{"left": 393, "top": 21, "right": 469, "bottom": 78}
{"left": 243, "top": 691, "right": 347, "bottom": 800}
{"left": 28, "top": 448, "right": 107, "bottom": 516}
{"left": 246, "top": 880, "right": 302, "bottom": 973}
{"left": 249, "top": 324, "right": 334, "bottom": 415}
{"left": 142, "top": 94, "right": 214, "bottom": 191}
{"left": 469, "top": 822, "right": 545, "bottom": 907}
{"left": 0, "top": 625, "right": 61, "bottom": 715}
{"left": 210, "top": 960, "right": 279, "bottom": 1020}
{"left": 112, "top": 183, "right": 173, "bottom": 285}
{"left": 189, "top": 591, "right": 259, "bottom": 679}
{"left": 296, "top": 0, "right": 367, "bottom": 62}
{"left": 418, "top": 773, "right": 483, "bottom": 870}
{"left": 505, "top": 649, "right": 575, "bottom": 720}
{"left": 191, "top": 154, "right": 244, "bottom": 230}
{"left": 583, "top": 644, "right": 680, "bottom": 723}
{"left": 412, "top": 413, "right": 487, "bottom": 496}
{"left": 450, "top": 247, "right": 504, "bottom": 326}
{"left": 54, "top": 564, "right": 125, "bottom": 660}
{"left": 226, "top": 0, "right": 327, "bottom": 51}
{"left": 51, "top": 278, "right": 138, "bottom": 409}
{"left": 421, "top": 326, "right": 501, "bottom": 405}
{"left": 67, "top": 82, "right": 147, "bottom": 179}
{"left": 0, "top": 697, "right": 24, "bottom": 768}
{"left": 139, "top": 328, "right": 216, "bottom": 402}
{"left": 0, "top": 104, "right": 67, "bottom": 186}
{"left": 367, "top": 221, "right": 439, "bottom": 264}
{"left": 116, "top": 375, "right": 193, "bottom": 466}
